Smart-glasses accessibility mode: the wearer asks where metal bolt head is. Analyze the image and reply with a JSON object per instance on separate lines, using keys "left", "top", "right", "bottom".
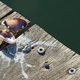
{"left": 68, "top": 68, "right": 76, "bottom": 74}
{"left": 37, "top": 47, "right": 45, "bottom": 55}
{"left": 45, "top": 64, "right": 50, "bottom": 69}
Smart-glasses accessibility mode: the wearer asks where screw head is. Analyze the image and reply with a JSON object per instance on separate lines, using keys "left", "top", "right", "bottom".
{"left": 68, "top": 68, "right": 76, "bottom": 74}
{"left": 45, "top": 63, "right": 49, "bottom": 69}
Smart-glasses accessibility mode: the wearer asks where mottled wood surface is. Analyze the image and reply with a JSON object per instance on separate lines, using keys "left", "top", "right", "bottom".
{"left": 0, "top": 1, "right": 80, "bottom": 80}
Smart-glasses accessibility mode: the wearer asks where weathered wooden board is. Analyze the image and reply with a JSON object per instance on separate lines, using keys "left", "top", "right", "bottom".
{"left": 0, "top": 1, "right": 80, "bottom": 80}
{"left": 0, "top": 1, "right": 13, "bottom": 20}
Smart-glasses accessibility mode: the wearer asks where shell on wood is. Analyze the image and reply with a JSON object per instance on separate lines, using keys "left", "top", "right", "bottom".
{"left": 1, "top": 17, "right": 27, "bottom": 32}
{"left": 0, "top": 30, "right": 16, "bottom": 44}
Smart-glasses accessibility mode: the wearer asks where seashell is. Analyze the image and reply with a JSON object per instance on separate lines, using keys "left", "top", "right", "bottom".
{"left": 0, "top": 29, "right": 16, "bottom": 44}
{"left": 2, "top": 17, "right": 27, "bottom": 32}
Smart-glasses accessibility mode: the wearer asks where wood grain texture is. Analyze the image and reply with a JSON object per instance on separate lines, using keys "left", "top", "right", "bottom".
{"left": 0, "top": 1, "right": 13, "bottom": 19}
{"left": 23, "top": 24, "right": 79, "bottom": 80}
{"left": 0, "top": 1, "right": 80, "bottom": 80}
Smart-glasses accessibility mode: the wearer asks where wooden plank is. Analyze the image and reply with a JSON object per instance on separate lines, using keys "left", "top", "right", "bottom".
{"left": 0, "top": 1, "right": 80, "bottom": 80}
{"left": 19, "top": 25, "right": 75, "bottom": 80}
{"left": 0, "top": 11, "right": 31, "bottom": 38}
{"left": 0, "top": 24, "right": 79, "bottom": 80}
{"left": 0, "top": 1, "right": 13, "bottom": 19}
{"left": 20, "top": 25, "right": 80, "bottom": 80}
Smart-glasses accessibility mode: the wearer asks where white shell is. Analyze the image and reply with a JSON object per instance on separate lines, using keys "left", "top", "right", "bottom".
{"left": 0, "top": 34, "right": 16, "bottom": 44}
{"left": 0, "top": 30, "right": 16, "bottom": 44}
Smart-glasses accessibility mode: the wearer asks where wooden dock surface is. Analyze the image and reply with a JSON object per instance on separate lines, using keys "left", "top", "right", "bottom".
{"left": 0, "top": 1, "right": 80, "bottom": 80}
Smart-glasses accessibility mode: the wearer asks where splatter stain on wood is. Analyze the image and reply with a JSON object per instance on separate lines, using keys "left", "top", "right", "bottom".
{"left": 0, "top": 1, "right": 80, "bottom": 80}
